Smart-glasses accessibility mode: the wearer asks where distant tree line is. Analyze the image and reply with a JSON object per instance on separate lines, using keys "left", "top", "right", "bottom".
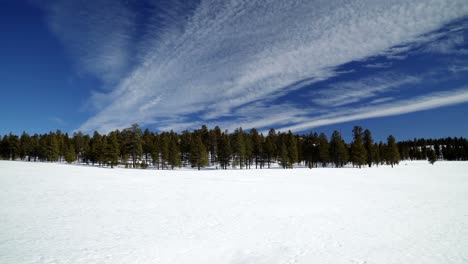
{"left": 398, "top": 137, "right": 468, "bottom": 162}
{"left": 1, "top": 124, "right": 466, "bottom": 169}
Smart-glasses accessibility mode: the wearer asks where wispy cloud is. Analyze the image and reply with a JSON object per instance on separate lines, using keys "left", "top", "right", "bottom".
{"left": 38, "top": 0, "right": 468, "bottom": 133}
{"left": 449, "top": 65, "right": 468, "bottom": 73}
{"left": 49, "top": 117, "right": 66, "bottom": 126}
{"left": 311, "top": 74, "right": 421, "bottom": 107}
{"left": 364, "top": 62, "right": 393, "bottom": 69}
{"left": 422, "top": 33, "right": 468, "bottom": 55}
{"left": 279, "top": 87, "right": 468, "bottom": 133}
{"left": 369, "top": 97, "right": 395, "bottom": 105}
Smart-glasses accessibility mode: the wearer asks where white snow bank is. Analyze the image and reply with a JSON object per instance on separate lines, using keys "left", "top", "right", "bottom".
{"left": 1, "top": 160, "right": 467, "bottom": 264}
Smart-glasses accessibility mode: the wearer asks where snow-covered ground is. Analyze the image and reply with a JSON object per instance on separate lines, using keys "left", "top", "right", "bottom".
{"left": 1, "top": 160, "right": 467, "bottom": 264}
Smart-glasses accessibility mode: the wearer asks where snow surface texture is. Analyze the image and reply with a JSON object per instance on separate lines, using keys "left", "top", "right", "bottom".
{"left": 1, "top": 161, "right": 468, "bottom": 264}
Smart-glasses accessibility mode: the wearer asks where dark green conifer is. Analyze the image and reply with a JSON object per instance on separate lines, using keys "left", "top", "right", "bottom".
{"left": 64, "top": 144, "right": 76, "bottom": 164}
{"left": 168, "top": 131, "right": 181, "bottom": 169}
{"left": 159, "top": 132, "right": 170, "bottom": 169}
{"left": 47, "top": 132, "right": 60, "bottom": 162}
{"left": 105, "top": 132, "right": 120, "bottom": 168}
{"left": 330, "top": 130, "right": 347, "bottom": 167}
{"left": 363, "top": 129, "right": 374, "bottom": 167}
{"left": 263, "top": 129, "right": 277, "bottom": 168}
{"left": 287, "top": 131, "right": 298, "bottom": 168}
{"left": 20, "top": 132, "right": 32, "bottom": 161}
{"left": 386, "top": 135, "right": 400, "bottom": 168}
{"left": 124, "top": 124, "right": 143, "bottom": 168}
{"left": 427, "top": 148, "right": 437, "bottom": 165}
{"left": 218, "top": 132, "right": 232, "bottom": 169}
{"left": 350, "top": 126, "right": 367, "bottom": 168}
{"left": 232, "top": 128, "right": 246, "bottom": 169}
{"left": 190, "top": 134, "right": 208, "bottom": 170}
{"left": 279, "top": 139, "right": 289, "bottom": 169}
{"left": 318, "top": 133, "right": 330, "bottom": 167}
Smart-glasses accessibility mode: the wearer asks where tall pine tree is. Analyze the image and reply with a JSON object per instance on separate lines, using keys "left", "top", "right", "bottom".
{"left": 363, "top": 129, "right": 374, "bottom": 167}
{"left": 190, "top": 134, "right": 208, "bottom": 170}
{"left": 218, "top": 132, "right": 232, "bottom": 169}
{"left": 330, "top": 130, "right": 347, "bottom": 168}
{"left": 287, "top": 131, "right": 298, "bottom": 168}
{"left": 386, "top": 135, "right": 400, "bottom": 168}
{"left": 263, "top": 129, "right": 277, "bottom": 168}
{"left": 105, "top": 132, "right": 120, "bottom": 168}
{"left": 350, "top": 126, "right": 367, "bottom": 168}
{"left": 318, "top": 132, "right": 330, "bottom": 167}
{"left": 168, "top": 131, "right": 181, "bottom": 169}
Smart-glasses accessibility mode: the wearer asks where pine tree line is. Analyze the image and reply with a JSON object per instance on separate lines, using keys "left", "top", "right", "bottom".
{"left": 397, "top": 137, "right": 468, "bottom": 161}
{"left": 1, "top": 124, "right": 466, "bottom": 169}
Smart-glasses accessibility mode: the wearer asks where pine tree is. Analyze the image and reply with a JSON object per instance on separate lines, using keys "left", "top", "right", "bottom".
{"left": 310, "top": 133, "right": 320, "bottom": 168}
{"left": 64, "top": 144, "right": 76, "bottom": 164}
{"left": 179, "top": 130, "right": 191, "bottom": 167}
{"left": 0, "top": 135, "right": 7, "bottom": 160}
{"left": 124, "top": 124, "right": 143, "bottom": 168}
{"left": 55, "top": 130, "right": 65, "bottom": 162}
{"left": 151, "top": 133, "right": 161, "bottom": 170}
{"left": 47, "top": 132, "right": 60, "bottom": 162}
{"left": 350, "top": 126, "right": 367, "bottom": 168}
{"left": 373, "top": 143, "right": 381, "bottom": 166}
{"left": 159, "top": 132, "right": 170, "bottom": 169}
{"left": 20, "top": 132, "right": 32, "bottom": 161}
{"left": 73, "top": 132, "right": 85, "bottom": 163}
{"left": 318, "top": 132, "right": 330, "bottom": 167}
{"left": 330, "top": 130, "right": 347, "bottom": 167}
{"left": 105, "top": 132, "right": 120, "bottom": 168}
{"left": 217, "top": 132, "right": 232, "bottom": 169}
{"left": 387, "top": 135, "right": 400, "bottom": 168}
{"left": 399, "top": 143, "right": 410, "bottom": 160}
{"left": 81, "top": 134, "right": 91, "bottom": 164}
{"left": 303, "top": 132, "right": 319, "bottom": 169}
{"left": 232, "top": 128, "right": 246, "bottom": 169}
{"left": 89, "top": 131, "right": 103, "bottom": 165}
{"left": 250, "top": 128, "right": 263, "bottom": 169}
{"left": 168, "top": 131, "right": 181, "bottom": 169}
{"left": 434, "top": 143, "right": 441, "bottom": 159}
{"left": 30, "top": 134, "right": 40, "bottom": 162}
{"left": 287, "top": 131, "right": 298, "bottom": 168}
{"left": 263, "top": 129, "right": 277, "bottom": 168}
{"left": 363, "top": 129, "right": 374, "bottom": 167}
{"left": 427, "top": 148, "right": 437, "bottom": 165}
{"left": 244, "top": 132, "right": 253, "bottom": 169}
{"left": 190, "top": 134, "right": 208, "bottom": 170}
{"left": 142, "top": 129, "right": 153, "bottom": 165}
{"left": 343, "top": 138, "right": 350, "bottom": 166}
{"left": 209, "top": 126, "right": 222, "bottom": 166}
{"left": 279, "top": 140, "right": 288, "bottom": 169}
{"left": 378, "top": 142, "right": 385, "bottom": 166}
{"left": 296, "top": 134, "right": 303, "bottom": 166}
{"left": 200, "top": 125, "right": 211, "bottom": 160}
{"left": 7, "top": 133, "right": 20, "bottom": 161}
{"left": 38, "top": 134, "right": 48, "bottom": 162}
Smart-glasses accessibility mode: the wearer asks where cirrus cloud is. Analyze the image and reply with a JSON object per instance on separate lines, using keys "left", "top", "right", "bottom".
{"left": 38, "top": 0, "right": 468, "bottom": 133}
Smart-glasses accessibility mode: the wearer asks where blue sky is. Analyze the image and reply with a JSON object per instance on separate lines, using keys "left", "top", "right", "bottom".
{"left": 1, "top": 0, "right": 468, "bottom": 141}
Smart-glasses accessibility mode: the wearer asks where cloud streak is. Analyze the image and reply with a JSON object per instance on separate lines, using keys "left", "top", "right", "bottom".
{"left": 279, "top": 87, "right": 468, "bottom": 132}
{"left": 40, "top": 0, "right": 468, "bottom": 133}
{"left": 311, "top": 74, "right": 421, "bottom": 107}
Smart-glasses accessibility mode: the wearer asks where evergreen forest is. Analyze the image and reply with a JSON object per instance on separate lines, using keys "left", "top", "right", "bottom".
{"left": 1, "top": 124, "right": 467, "bottom": 170}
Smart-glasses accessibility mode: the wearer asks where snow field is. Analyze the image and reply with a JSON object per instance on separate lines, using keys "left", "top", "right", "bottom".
{"left": 1, "top": 160, "right": 468, "bottom": 264}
